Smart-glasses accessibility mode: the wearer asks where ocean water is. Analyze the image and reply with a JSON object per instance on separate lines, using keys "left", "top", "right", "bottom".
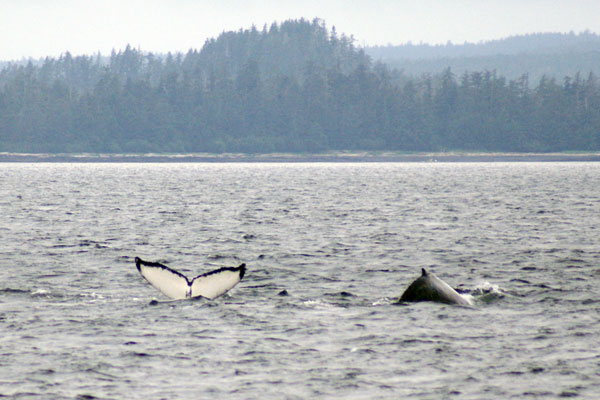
{"left": 0, "top": 162, "right": 599, "bottom": 399}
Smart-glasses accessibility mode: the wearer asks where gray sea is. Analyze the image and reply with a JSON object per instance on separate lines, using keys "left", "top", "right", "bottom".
{"left": 1, "top": 162, "right": 599, "bottom": 399}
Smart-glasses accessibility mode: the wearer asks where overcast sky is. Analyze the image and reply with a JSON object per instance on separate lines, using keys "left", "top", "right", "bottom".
{"left": 1, "top": 0, "right": 598, "bottom": 61}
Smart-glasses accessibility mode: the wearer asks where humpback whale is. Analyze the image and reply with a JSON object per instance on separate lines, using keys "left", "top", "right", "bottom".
{"left": 134, "top": 257, "right": 246, "bottom": 300}
{"left": 399, "top": 268, "right": 472, "bottom": 306}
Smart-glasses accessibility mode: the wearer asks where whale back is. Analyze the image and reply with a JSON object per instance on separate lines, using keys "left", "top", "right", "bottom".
{"left": 400, "top": 268, "right": 472, "bottom": 306}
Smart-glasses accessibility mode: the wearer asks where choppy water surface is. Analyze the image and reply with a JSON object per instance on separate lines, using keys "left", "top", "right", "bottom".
{"left": 1, "top": 162, "right": 599, "bottom": 399}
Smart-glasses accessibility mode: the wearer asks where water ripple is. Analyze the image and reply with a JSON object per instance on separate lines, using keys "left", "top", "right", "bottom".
{"left": 0, "top": 162, "right": 599, "bottom": 399}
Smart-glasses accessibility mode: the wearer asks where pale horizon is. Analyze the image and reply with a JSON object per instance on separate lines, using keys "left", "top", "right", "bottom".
{"left": 1, "top": 0, "right": 599, "bottom": 61}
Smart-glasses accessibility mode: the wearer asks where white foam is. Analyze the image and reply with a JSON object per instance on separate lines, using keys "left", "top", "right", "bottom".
{"left": 472, "top": 281, "right": 503, "bottom": 295}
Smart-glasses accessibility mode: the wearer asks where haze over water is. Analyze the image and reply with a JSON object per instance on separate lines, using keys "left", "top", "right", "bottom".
{"left": 1, "top": 162, "right": 599, "bottom": 399}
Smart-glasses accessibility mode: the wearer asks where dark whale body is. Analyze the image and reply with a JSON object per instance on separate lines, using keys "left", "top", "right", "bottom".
{"left": 399, "top": 268, "right": 472, "bottom": 306}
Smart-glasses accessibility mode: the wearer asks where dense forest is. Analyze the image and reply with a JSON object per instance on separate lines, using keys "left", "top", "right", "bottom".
{"left": 1, "top": 19, "right": 599, "bottom": 153}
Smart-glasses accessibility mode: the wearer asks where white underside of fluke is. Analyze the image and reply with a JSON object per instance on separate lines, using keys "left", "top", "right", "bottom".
{"left": 135, "top": 257, "right": 245, "bottom": 300}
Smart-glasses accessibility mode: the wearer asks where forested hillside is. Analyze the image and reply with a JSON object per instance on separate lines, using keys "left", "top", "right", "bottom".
{"left": 366, "top": 32, "right": 600, "bottom": 83}
{"left": 1, "top": 19, "right": 599, "bottom": 153}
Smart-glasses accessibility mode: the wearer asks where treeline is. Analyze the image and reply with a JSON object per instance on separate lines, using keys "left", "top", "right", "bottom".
{"left": 366, "top": 31, "right": 600, "bottom": 84}
{"left": 367, "top": 31, "right": 600, "bottom": 59}
{"left": 0, "top": 19, "right": 599, "bottom": 153}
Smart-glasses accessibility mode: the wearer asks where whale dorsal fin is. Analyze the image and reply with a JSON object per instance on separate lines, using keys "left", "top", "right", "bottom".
{"left": 421, "top": 268, "right": 428, "bottom": 277}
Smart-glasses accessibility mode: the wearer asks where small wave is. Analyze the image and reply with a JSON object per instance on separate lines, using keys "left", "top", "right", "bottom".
{"left": 365, "top": 268, "right": 395, "bottom": 273}
{"left": 349, "top": 347, "right": 377, "bottom": 354}
{"left": 469, "top": 281, "right": 506, "bottom": 303}
{"left": 321, "top": 291, "right": 360, "bottom": 307}
{"left": 471, "top": 281, "right": 503, "bottom": 295}
{"left": 78, "top": 292, "right": 105, "bottom": 300}
{"left": 301, "top": 299, "right": 336, "bottom": 309}
{"left": 207, "top": 254, "right": 237, "bottom": 260}
{"left": 29, "top": 289, "right": 72, "bottom": 301}
{"left": 324, "top": 291, "right": 356, "bottom": 298}
{"left": 52, "top": 243, "right": 77, "bottom": 249}
{"left": 280, "top": 252, "right": 318, "bottom": 259}
{"left": 78, "top": 239, "right": 109, "bottom": 248}
{"left": 371, "top": 297, "right": 394, "bottom": 306}
{"left": 0, "top": 287, "right": 29, "bottom": 295}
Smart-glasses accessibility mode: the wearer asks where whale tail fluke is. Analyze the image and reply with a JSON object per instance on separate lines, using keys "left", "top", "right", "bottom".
{"left": 190, "top": 263, "right": 246, "bottom": 300}
{"left": 134, "top": 257, "right": 245, "bottom": 300}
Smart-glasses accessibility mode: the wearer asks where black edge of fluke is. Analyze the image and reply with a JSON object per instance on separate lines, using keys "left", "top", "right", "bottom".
{"left": 135, "top": 256, "right": 167, "bottom": 271}
{"left": 135, "top": 256, "right": 190, "bottom": 282}
{"left": 191, "top": 263, "right": 246, "bottom": 280}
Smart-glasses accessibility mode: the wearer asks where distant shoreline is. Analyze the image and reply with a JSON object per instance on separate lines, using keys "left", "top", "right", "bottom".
{"left": 2, "top": 152, "right": 600, "bottom": 163}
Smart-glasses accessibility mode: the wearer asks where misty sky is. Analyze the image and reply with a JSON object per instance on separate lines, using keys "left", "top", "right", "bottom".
{"left": 1, "top": 0, "right": 598, "bottom": 61}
